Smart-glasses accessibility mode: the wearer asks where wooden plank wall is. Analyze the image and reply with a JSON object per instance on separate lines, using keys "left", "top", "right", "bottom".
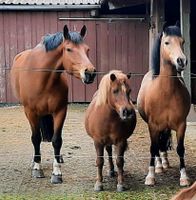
{"left": 0, "top": 11, "right": 149, "bottom": 103}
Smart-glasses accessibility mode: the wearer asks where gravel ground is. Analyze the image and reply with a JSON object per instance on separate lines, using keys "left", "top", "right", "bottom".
{"left": 0, "top": 104, "right": 195, "bottom": 199}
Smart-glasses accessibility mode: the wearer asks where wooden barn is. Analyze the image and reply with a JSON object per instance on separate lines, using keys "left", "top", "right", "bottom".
{"left": 0, "top": 0, "right": 149, "bottom": 103}
{"left": 0, "top": 0, "right": 195, "bottom": 115}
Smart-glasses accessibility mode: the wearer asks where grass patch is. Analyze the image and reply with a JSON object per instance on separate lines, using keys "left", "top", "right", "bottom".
{"left": 0, "top": 186, "right": 179, "bottom": 200}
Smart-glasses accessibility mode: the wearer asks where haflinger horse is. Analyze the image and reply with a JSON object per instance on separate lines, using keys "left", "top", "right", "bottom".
{"left": 170, "top": 181, "right": 196, "bottom": 200}
{"left": 11, "top": 25, "right": 96, "bottom": 184}
{"left": 85, "top": 70, "right": 136, "bottom": 192}
{"left": 137, "top": 22, "right": 191, "bottom": 186}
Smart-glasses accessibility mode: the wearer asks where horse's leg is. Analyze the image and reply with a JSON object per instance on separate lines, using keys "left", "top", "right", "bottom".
{"left": 25, "top": 109, "right": 44, "bottom": 178}
{"left": 116, "top": 140, "right": 127, "bottom": 192}
{"left": 155, "top": 130, "right": 170, "bottom": 173}
{"left": 105, "top": 145, "right": 115, "bottom": 177}
{"left": 159, "top": 130, "right": 171, "bottom": 170}
{"left": 176, "top": 123, "right": 190, "bottom": 186}
{"left": 51, "top": 108, "right": 67, "bottom": 184}
{"left": 94, "top": 141, "right": 104, "bottom": 191}
{"left": 145, "top": 126, "right": 159, "bottom": 186}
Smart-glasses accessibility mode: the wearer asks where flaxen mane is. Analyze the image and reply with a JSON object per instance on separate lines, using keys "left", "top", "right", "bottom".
{"left": 95, "top": 70, "right": 124, "bottom": 107}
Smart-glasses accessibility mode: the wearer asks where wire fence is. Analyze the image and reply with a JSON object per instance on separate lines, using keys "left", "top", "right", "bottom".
{"left": 1, "top": 66, "right": 196, "bottom": 79}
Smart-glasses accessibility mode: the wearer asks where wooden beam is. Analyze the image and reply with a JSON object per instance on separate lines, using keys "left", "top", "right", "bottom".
{"left": 149, "top": 0, "right": 165, "bottom": 67}
{"left": 180, "top": 0, "right": 191, "bottom": 94}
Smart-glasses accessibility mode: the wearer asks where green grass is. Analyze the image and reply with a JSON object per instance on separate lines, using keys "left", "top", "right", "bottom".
{"left": 0, "top": 186, "right": 179, "bottom": 200}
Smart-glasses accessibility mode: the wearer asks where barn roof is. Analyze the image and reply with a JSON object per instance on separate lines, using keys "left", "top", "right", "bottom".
{"left": 0, "top": 0, "right": 101, "bottom": 5}
{"left": 0, "top": 0, "right": 102, "bottom": 10}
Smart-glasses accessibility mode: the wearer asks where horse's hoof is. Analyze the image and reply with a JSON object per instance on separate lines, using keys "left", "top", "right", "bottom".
{"left": 108, "top": 169, "right": 115, "bottom": 177}
{"left": 145, "top": 177, "right": 155, "bottom": 186}
{"left": 32, "top": 169, "right": 45, "bottom": 178}
{"left": 180, "top": 178, "right": 190, "bottom": 187}
{"left": 51, "top": 174, "right": 63, "bottom": 184}
{"left": 94, "top": 181, "right": 103, "bottom": 192}
{"left": 117, "top": 184, "right": 126, "bottom": 192}
{"left": 155, "top": 166, "right": 164, "bottom": 174}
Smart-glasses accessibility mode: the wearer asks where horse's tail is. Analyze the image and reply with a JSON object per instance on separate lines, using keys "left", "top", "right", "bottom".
{"left": 39, "top": 115, "right": 54, "bottom": 142}
{"left": 159, "top": 129, "right": 173, "bottom": 151}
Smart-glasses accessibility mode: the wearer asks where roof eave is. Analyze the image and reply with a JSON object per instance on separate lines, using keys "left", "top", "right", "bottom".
{"left": 0, "top": 4, "right": 101, "bottom": 11}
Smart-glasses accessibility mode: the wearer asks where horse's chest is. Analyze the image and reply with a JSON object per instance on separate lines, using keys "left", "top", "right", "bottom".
{"left": 106, "top": 121, "right": 133, "bottom": 143}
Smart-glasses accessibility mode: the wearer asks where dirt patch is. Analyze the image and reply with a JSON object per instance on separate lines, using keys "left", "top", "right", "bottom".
{"left": 0, "top": 104, "right": 195, "bottom": 199}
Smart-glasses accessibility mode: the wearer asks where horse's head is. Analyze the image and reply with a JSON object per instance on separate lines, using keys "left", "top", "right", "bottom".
{"left": 160, "top": 23, "right": 187, "bottom": 72}
{"left": 108, "top": 71, "right": 135, "bottom": 120}
{"left": 62, "top": 25, "right": 96, "bottom": 84}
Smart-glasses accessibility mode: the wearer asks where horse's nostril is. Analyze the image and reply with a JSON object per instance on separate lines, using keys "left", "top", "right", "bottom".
{"left": 177, "top": 58, "right": 184, "bottom": 67}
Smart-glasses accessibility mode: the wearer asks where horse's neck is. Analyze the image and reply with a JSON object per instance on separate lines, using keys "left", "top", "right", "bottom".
{"left": 158, "top": 61, "right": 179, "bottom": 92}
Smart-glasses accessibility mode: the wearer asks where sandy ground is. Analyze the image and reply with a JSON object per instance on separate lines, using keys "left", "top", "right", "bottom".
{"left": 0, "top": 104, "right": 195, "bottom": 198}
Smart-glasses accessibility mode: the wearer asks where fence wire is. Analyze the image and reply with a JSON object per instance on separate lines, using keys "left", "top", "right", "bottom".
{"left": 1, "top": 66, "right": 196, "bottom": 79}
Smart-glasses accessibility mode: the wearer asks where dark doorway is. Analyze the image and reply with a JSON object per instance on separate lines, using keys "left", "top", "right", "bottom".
{"left": 165, "top": 0, "right": 180, "bottom": 25}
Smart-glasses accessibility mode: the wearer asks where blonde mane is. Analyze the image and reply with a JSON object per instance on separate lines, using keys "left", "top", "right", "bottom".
{"left": 94, "top": 70, "right": 125, "bottom": 107}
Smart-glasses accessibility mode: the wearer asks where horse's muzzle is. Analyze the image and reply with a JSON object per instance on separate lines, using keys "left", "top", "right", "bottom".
{"left": 84, "top": 70, "right": 96, "bottom": 84}
{"left": 120, "top": 108, "right": 135, "bottom": 120}
{"left": 176, "top": 57, "right": 187, "bottom": 71}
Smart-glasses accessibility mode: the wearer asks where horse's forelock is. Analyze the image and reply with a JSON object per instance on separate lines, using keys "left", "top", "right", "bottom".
{"left": 164, "top": 25, "right": 182, "bottom": 37}
{"left": 68, "top": 32, "right": 84, "bottom": 44}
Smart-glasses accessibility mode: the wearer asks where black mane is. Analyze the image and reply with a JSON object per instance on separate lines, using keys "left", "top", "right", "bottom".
{"left": 151, "top": 25, "right": 182, "bottom": 77}
{"left": 43, "top": 31, "right": 84, "bottom": 52}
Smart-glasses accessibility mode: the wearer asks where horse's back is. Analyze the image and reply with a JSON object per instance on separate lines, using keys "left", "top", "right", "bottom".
{"left": 137, "top": 71, "right": 153, "bottom": 122}
{"left": 11, "top": 47, "right": 68, "bottom": 113}
{"left": 11, "top": 49, "right": 33, "bottom": 100}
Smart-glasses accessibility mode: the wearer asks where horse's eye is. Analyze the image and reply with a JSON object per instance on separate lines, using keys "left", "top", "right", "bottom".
{"left": 113, "top": 89, "right": 119, "bottom": 94}
{"left": 165, "top": 41, "right": 169, "bottom": 45}
{"left": 67, "top": 48, "right": 72, "bottom": 52}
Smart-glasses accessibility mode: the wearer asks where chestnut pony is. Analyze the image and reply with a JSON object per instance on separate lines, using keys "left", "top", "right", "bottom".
{"left": 85, "top": 70, "right": 136, "bottom": 192}
{"left": 137, "top": 23, "right": 191, "bottom": 186}
{"left": 11, "top": 25, "right": 96, "bottom": 184}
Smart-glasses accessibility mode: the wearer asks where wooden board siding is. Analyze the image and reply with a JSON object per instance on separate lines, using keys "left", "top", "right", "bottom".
{"left": 0, "top": 11, "right": 149, "bottom": 103}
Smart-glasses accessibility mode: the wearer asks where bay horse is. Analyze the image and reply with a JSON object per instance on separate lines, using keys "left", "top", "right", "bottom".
{"left": 137, "top": 23, "right": 191, "bottom": 186}
{"left": 85, "top": 70, "right": 136, "bottom": 192}
{"left": 11, "top": 25, "right": 96, "bottom": 184}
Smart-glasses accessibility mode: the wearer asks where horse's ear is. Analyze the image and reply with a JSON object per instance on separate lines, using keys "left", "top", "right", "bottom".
{"left": 110, "top": 73, "right": 116, "bottom": 82}
{"left": 63, "top": 25, "right": 70, "bottom": 40}
{"left": 175, "top": 20, "right": 180, "bottom": 28}
{"left": 127, "top": 73, "right": 131, "bottom": 79}
{"left": 80, "top": 25, "right": 87, "bottom": 38}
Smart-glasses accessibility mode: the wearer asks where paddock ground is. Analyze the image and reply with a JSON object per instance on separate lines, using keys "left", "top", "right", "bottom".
{"left": 0, "top": 104, "right": 195, "bottom": 200}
